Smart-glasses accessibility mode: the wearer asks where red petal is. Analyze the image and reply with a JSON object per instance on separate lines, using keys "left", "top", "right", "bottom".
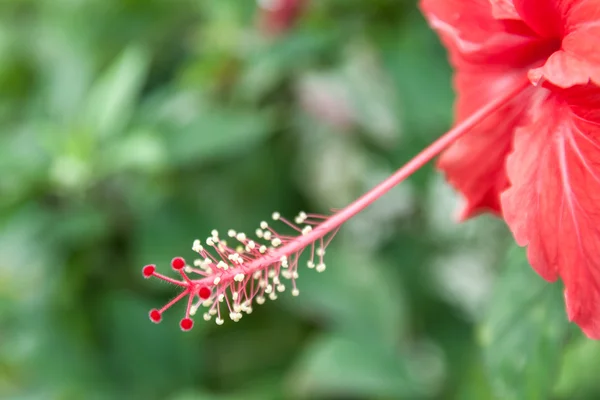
{"left": 501, "top": 86, "right": 600, "bottom": 339}
{"left": 529, "top": 25, "right": 600, "bottom": 88}
{"left": 513, "top": 0, "right": 563, "bottom": 37}
{"left": 514, "top": 0, "right": 600, "bottom": 87}
{"left": 515, "top": 0, "right": 599, "bottom": 34}
{"left": 419, "top": 0, "right": 544, "bottom": 68}
{"left": 490, "top": 0, "right": 521, "bottom": 20}
{"left": 437, "top": 70, "right": 534, "bottom": 219}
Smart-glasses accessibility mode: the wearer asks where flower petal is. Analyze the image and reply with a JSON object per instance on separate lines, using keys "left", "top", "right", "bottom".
{"left": 515, "top": 0, "right": 600, "bottom": 33}
{"left": 419, "top": 0, "right": 544, "bottom": 68}
{"left": 513, "top": 0, "right": 563, "bottom": 37}
{"left": 438, "top": 70, "right": 534, "bottom": 219}
{"left": 529, "top": 24, "right": 600, "bottom": 87}
{"left": 490, "top": 0, "right": 521, "bottom": 20}
{"left": 515, "top": 0, "right": 600, "bottom": 87}
{"left": 501, "top": 86, "right": 600, "bottom": 339}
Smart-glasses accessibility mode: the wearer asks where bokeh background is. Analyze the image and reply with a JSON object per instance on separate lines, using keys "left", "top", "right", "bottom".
{"left": 1, "top": 1, "right": 599, "bottom": 399}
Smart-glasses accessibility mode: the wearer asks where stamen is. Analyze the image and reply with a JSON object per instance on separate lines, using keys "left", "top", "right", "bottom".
{"left": 141, "top": 80, "right": 530, "bottom": 330}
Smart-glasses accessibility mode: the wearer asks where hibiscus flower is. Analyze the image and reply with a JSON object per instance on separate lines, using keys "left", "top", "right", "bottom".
{"left": 420, "top": 0, "right": 600, "bottom": 338}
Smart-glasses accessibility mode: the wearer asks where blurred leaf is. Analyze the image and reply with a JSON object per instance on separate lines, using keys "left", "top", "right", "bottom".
{"left": 171, "top": 376, "right": 283, "bottom": 400}
{"left": 289, "top": 333, "right": 441, "bottom": 399}
{"left": 237, "top": 30, "right": 339, "bottom": 101}
{"left": 100, "top": 292, "right": 205, "bottom": 397}
{"left": 554, "top": 332, "right": 600, "bottom": 399}
{"left": 381, "top": 15, "right": 453, "bottom": 141}
{"left": 83, "top": 45, "right": 150, "bottom": 138}
{"left": 163, "top": 108, "right": 274, "bottom": 166}
{"left": 99, "top": 128, "right": 167, "bottom": 175}
{"left": 284, "top": 240, "right": 408, "bottom": 346}
{"left": 479, "top": 245, "right": 569, "bottom": 400}
{"left": 455, "top": 352, "right": 495, "bottom": 400}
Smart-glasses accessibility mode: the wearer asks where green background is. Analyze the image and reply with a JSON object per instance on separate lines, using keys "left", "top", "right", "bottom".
{"left": 0, "top": 1, "right": 597, "bottom": 399}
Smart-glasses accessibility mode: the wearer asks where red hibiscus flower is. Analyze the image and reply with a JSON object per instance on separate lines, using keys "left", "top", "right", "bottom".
{"left": 420, "top": 0, "right": 600, "bottom": 338}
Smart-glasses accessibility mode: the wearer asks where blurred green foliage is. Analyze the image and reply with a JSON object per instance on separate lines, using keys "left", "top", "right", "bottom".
{"left": 0, "top": 0, "right": 597, "bottom": 399}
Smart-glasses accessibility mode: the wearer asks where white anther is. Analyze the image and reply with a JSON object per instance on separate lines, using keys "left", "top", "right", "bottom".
{"left": 256, "top": 296, "right": 266, "bottom": 305}
{"left": 268, "top": 269, "right": 276, "bottom": 278}
{"left": 269, "top": 292, "right": 278, "bottom": 300}
{"left": 260, "top": 221, "right": 268, "bottom": 229}
{"left": 253, "top": 271, "right": 262, "bottom": 280}
{"left": 190, "top": 304, "right": 199, "bottom": 316}
{"left": 273, "top": 276, "right": 280, "bottom": 285}
{"left": 272, "top": 212, "right": 281, "bottom": 220}
{"left": 316, "top": 248, "right": 325, "bottom": 257}
{"left": 233, "top": 304, "right": 241, "bottom": 313}
{"left": 245, "top": 307, "right": 253, "bottom": 314}
{"left": 194, "top": 259, "right": 203, "bottom": 267}
{"left": 265, "top": 284, "right": 273, "bottom": 294}
{"left": 234, "top": 273, "right": 245, "bottom": 282}
{"left": 206, "top": 237, "right": 214, "bottom": 246}
{"left": 192, "top": 239, "right": 203, "bottom": 252}
{"left": 211, "top": 229, "right": 219, "bottom": 237}
{"left": 247, "top": 240, "right": 256, "bottom": 249}
{"left": 316, "top": 263, "right": 326, "bottom": 273}
{"left": 184, "top": 266, "right": 193, "bottom": 273}
{"left": 282, "top": 270, "right": 292, "bottom": 279}
{"left": 213, "top": 277, "right": 221, "bottom": 285}
{"left": 277, "top": 284, "right": 285, "bottom": 292}
{"left": 228, "top": 229, "right": 236, "bottom": 237}
{"left": 202, "top": 300, "right": 213, "bottom": 307}
{"left": 271, "top": 238, "right": 282, "bottom": 247}
{"left": 217, "top": 261, "right": 228, "bottom": 270}
{"left": 292, "top": 288, "right": 300, "bottom": 296}
{"left": 307, "top": 261, "right": 315, "bottom": 269}
{"left": 216, "top": 317, "right": 224, "bottom": 325}
{"left": 256, "top": 229, "right": 263, "bottom": 238}
{"left": 299, "top": 211, "right": 307, "bottom": 220}
{"left": 230, "top": 312, "right": 242, "bottom": 322}
{"left": 263, "top": 231, "right": 272, "bottom": 240}
{"left": 293, "top": 271, "right": 299, "bottom": 279}
{"left": 232, "top": 292, "right": 239, "bottom": 301}
{"left": 203, "top": 313, "right": 211, "bottom": 321}
{"left": 218, "top": 294, "right": 225, "bottom": 302}
{"left": 209, "top": 308, "right": 217, "bottom": 316}
{"left": 302, "top": 226, "right": 312, "bottom": 235}
{"left": 236, "top": 232, "right": 246, "bottom": 241}
{"left": 259, "top": 245, "right": 267, "bottom": 254}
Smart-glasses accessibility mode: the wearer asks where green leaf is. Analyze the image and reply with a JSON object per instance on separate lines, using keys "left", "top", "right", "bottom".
{"left": 283, "top": 240, "right": 408, "bottom": 346}
{"left": 99, "top": 292, "right": 206, "bottom": 397}
{"left": 479, "top": 245, "right": 570, "bottom": 400}
{"left": 83, "top": 46, "right": 150, "bottom": 138}
{"left": 288, "top": 333, "right": 442, "bottom": 399}
{"left": 554, "top": 332, "right": 600, "bottom": 399}
{"left": 164, "top": 108, "right": 274, "bottom": 166}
